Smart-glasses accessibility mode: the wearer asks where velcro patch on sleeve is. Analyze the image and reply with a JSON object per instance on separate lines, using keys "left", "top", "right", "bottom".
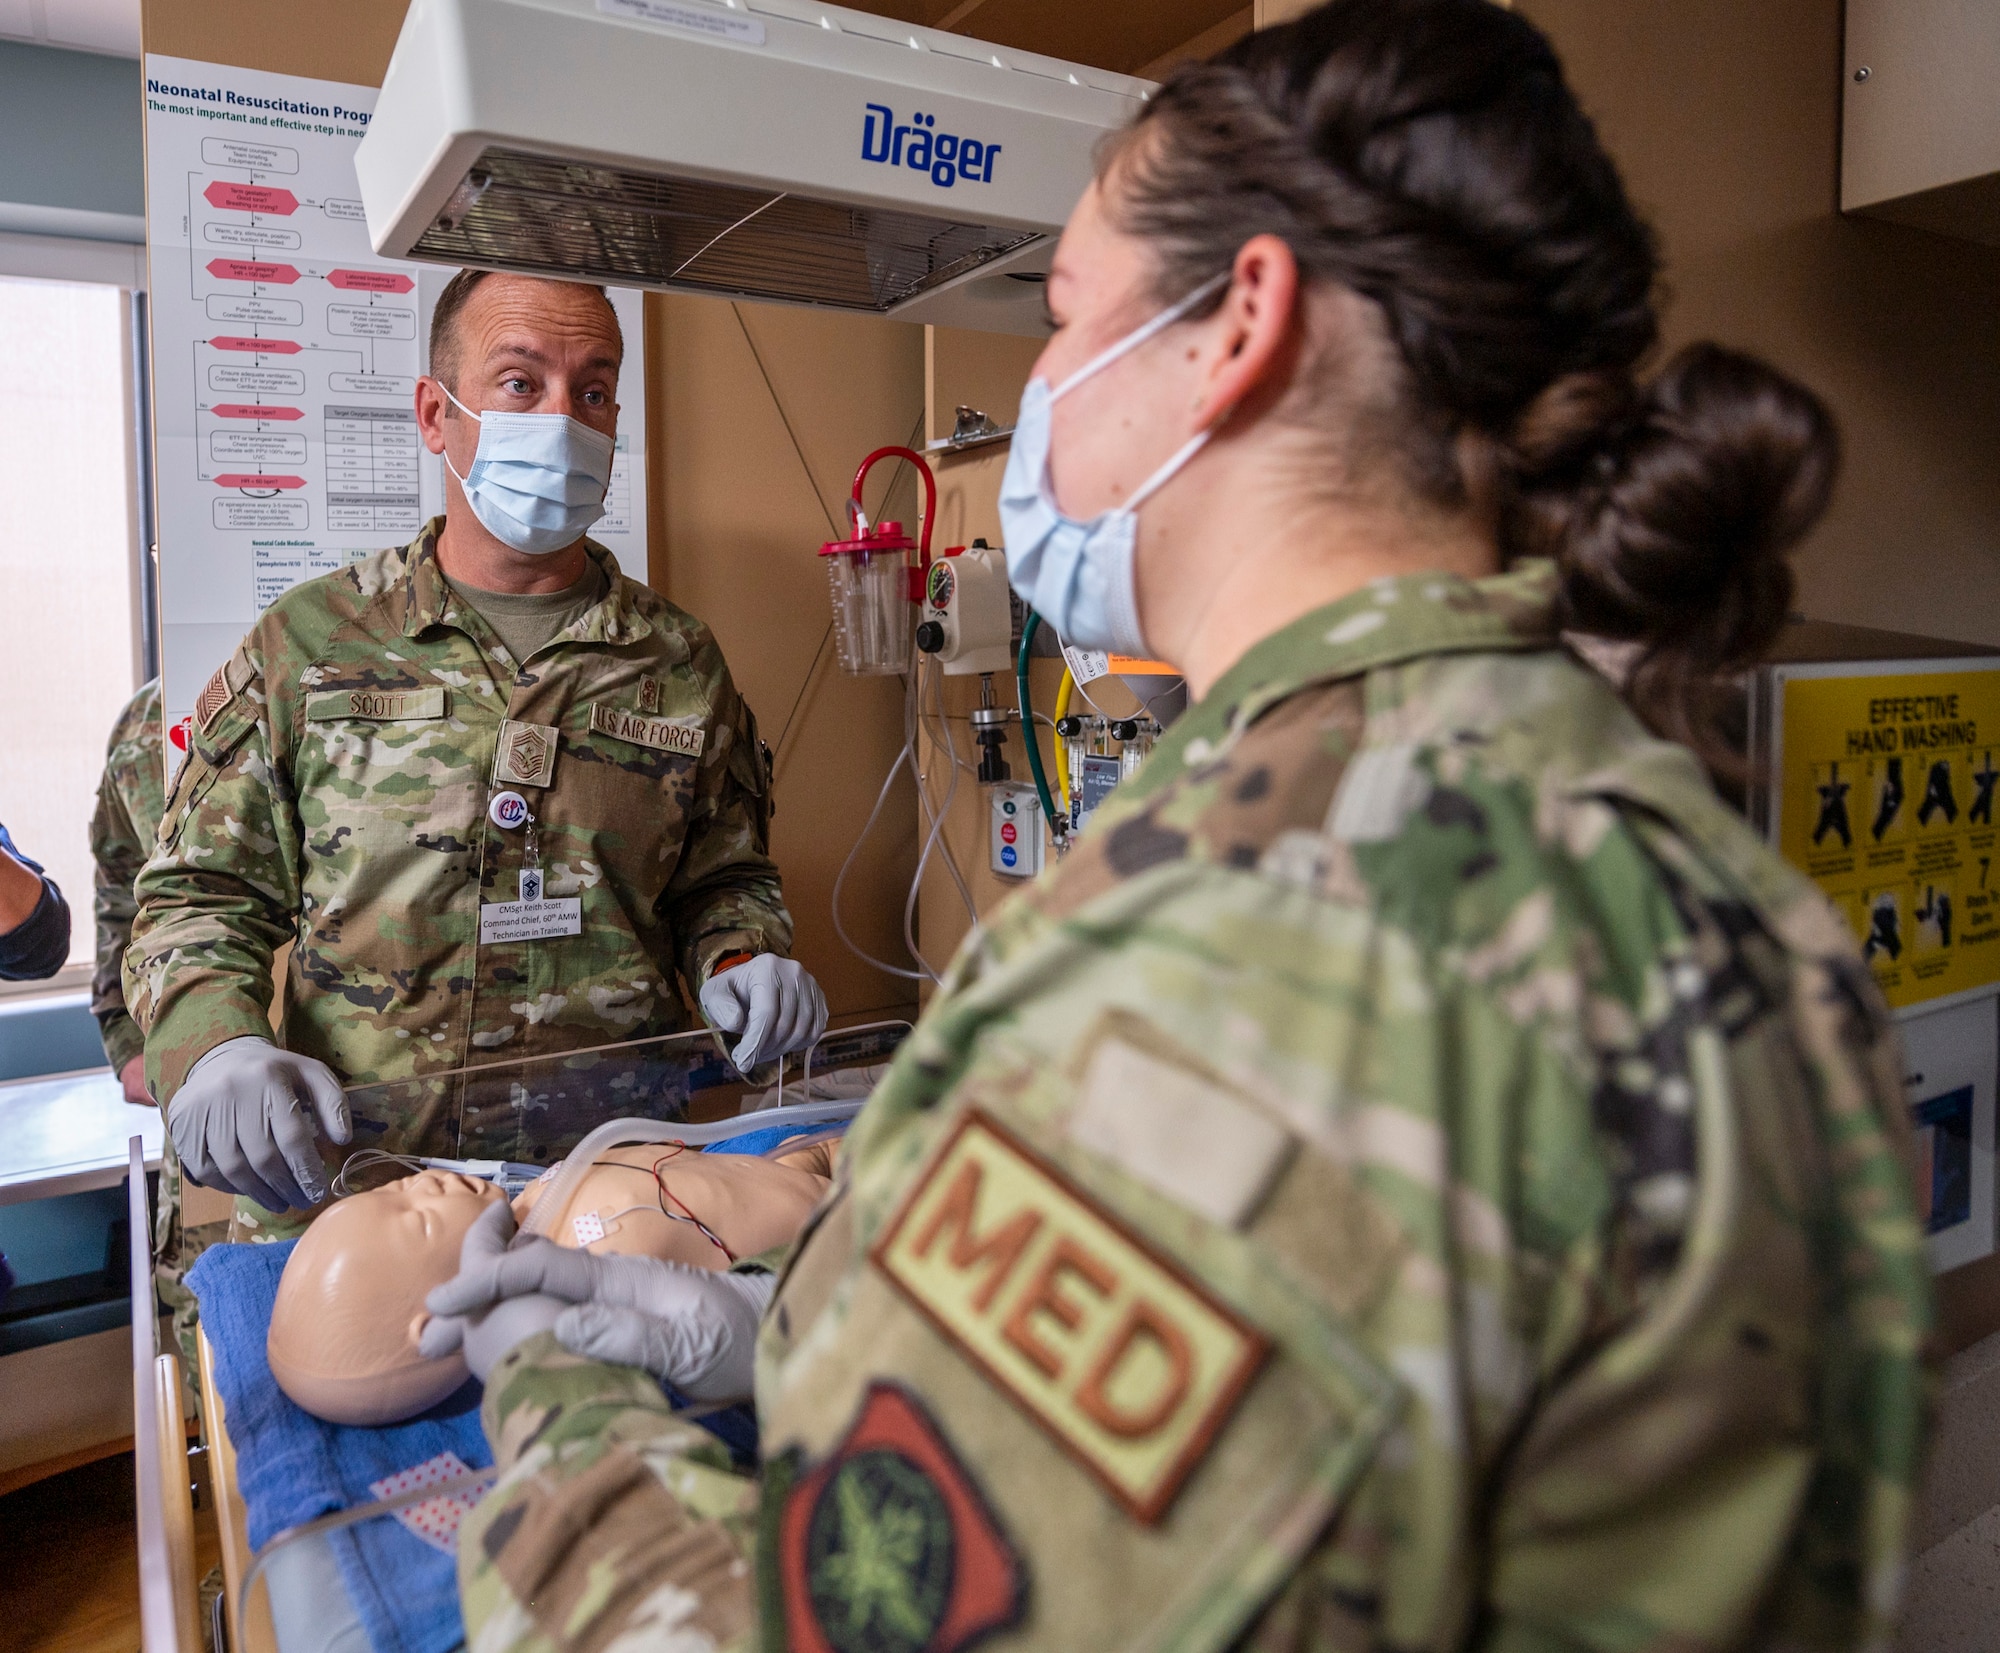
{"left": 872, "top": 1109, "right": 1269, "bottom": 1523}
{"left": 589, "top": 701, "right": 706, "bottom": 758}
{"left": 194, "top": 652, "right": 253, "bottom": 732}
{"left": 777, "top": 1383, "right": 1025, "bottom": 1653}
{"left": 304, "top": 686, "right": 447, "bottom": 722}
{"left": 1067, "top": 1026, "right": 1293, "bottom": 1230}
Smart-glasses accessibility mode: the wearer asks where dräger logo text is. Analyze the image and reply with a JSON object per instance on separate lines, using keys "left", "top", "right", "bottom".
{"left": 862, "top": 104, "right": 1002, "bottom": 187}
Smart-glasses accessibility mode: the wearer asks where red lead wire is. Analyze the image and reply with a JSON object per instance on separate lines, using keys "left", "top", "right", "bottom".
{"left": 649, "top": 1144, "right": 736, "bottom": 1263}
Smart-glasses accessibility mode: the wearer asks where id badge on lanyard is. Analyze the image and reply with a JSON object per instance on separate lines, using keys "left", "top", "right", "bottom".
{"left": 481, "top": 791, "right": 582, "bottom": 944}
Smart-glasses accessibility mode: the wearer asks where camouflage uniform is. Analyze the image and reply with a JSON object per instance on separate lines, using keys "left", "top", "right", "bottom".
{"left": 92, "top": 677, "right": 165, "bottom": 1078}
{"left": 461, "top": 561, "right": 1933, "bottom": 1653}
{"left": 126, "top": 520, "right": 792, "bottom": 1235}
{"left": 90, "top": 677, "right": 220, "bottom": 1398}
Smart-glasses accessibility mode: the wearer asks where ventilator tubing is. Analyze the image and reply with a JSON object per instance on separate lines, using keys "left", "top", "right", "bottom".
{"left": 516, "top": 1100, "right": 865, "bottom": 1238}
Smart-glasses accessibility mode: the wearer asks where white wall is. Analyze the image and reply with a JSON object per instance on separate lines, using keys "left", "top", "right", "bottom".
{"left": 0, "top": 275, "right": 140, "bottom": 968}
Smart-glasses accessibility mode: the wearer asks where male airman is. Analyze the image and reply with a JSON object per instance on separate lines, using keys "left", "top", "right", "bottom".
{"left": 127, "top": 271, "right": 825, "bottom": 1235}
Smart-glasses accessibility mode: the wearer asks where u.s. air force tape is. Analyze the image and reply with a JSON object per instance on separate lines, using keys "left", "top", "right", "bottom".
{"left": 589, "top": 702, "right": 705, "bottom": 758}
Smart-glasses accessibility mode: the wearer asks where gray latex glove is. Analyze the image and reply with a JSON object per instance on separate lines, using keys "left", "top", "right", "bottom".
{"left": 166, "top": 1035, "right": 350, "bottom": 1211}
{"left": 421, "top": 1200, "right": 772, "bottom": 1402}
{"left": 698, "top": 953, "right": 828, "bottom": 1075}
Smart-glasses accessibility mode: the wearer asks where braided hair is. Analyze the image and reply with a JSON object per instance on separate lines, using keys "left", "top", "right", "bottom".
{"left": 1104, "top": 0, "right": 1836, "bottom": 744}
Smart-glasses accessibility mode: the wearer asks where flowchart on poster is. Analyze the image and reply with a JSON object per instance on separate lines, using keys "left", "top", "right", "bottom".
{"left": 147, "top": 58, "right": 426, "bottom": 642}
{"left": 146, "top": 54, "right": 647, "bottom": 771}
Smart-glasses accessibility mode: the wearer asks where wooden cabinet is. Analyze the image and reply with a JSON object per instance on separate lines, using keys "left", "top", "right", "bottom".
{"left": 1844, "top": 0, "right": 2000, "bottom": 246}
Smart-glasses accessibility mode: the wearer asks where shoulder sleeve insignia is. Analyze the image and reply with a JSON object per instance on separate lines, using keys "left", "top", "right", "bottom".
{"left": 872, "top": 1109, "right": 1269, "bottom": 1524}
{"left": 775, "top": 1382, "right": 1026, "bottom": 1653}
{"left": 194, "top": 651, "right": 254, "bottom": 733}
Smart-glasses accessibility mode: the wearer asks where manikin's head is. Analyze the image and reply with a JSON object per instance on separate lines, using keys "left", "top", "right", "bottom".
{"left": 268, "top": 1135, "right": 840, "bottom": 1426}
{"left": 268, "top": 1170, "right": 504, "bottom": 1426}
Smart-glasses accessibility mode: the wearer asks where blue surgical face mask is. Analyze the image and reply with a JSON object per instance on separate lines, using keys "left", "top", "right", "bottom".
{"left": 999, "top": 274, "right": 1230, "bottom": 655}
{"left": 441, "top": 385, "right": 616, "bottom": 556}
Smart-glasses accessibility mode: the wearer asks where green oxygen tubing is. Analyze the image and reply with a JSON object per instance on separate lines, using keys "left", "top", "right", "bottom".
{"left": 1016, "top": 610, "right": 1066, "bottom": 843}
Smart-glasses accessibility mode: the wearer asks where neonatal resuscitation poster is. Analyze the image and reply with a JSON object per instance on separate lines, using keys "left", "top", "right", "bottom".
{"left": 143, "top": 55, "right": 647, "bottom": 774}
{"left": 1772, "top": 659, "right": 2000, "bottom": 1012}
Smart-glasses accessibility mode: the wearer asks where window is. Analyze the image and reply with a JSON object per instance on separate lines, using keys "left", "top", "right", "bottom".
{"left": 0, "top": 275, "right": 141, "bottom": 978}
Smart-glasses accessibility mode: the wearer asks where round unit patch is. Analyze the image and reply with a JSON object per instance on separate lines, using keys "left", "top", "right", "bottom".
{"left": 488, "top": 790, "right": 531, "bottom": 831}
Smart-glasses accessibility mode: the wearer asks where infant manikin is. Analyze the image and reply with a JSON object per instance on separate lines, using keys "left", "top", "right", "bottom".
{"left": 267, "top": 1138, "right": 836, "bottom": 1425}
{"left": 265, "top": 1169, "right": 509, "bottom": 1427}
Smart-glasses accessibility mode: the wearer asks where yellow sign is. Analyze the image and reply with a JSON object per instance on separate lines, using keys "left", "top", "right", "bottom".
{"left": 1776, "top": 664, "right": 2000, "bottom": 1009}
{"left": 872, "top": 1109, "right": 1267, "bottom": 1522}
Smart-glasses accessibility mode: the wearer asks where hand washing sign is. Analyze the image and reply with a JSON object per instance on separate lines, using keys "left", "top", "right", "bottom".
{"left": 1769, "top": 658, "right": 2000, "bottom": 1011}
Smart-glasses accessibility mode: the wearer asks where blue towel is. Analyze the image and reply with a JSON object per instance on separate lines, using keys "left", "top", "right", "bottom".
{"left": 702, "top": 1120, "right": 847, "bottom": 1157}
{"left": 188, "top": 1242, "right": 488, "bottom": 1653}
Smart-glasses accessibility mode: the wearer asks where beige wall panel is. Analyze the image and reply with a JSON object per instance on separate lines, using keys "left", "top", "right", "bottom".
{"left": 1520, "top": 0, "right": 2000, "bottom": 647}
{"left": 913, "top": 422, "right": 1145, "bottom": 979}
{"left": 925, "top": 326, "right": 1046, "bottom": 450}
{"left": 143, "top": 0, "right": 410, "bottom": 83}
{"left": 915, "top": 341, "right": 1041, "bottom": 985}
{"left": 653, "top": 294, "right": 926, "bottom": 1020}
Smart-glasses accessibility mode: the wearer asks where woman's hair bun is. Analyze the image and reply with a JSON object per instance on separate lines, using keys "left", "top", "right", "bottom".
{"left": 1531, "top": 342, "right": 1839, "bottom": 731}
{"left": 1111, "top": 0, "right": 1845, "bottom": 750}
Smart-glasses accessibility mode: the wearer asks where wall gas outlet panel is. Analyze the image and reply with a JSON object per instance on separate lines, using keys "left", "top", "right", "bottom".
{"left": 990, "top": 782, "right": 1045, "bottom": 879}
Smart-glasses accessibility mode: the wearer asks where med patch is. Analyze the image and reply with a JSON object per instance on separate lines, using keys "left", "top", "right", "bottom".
{"left": 872, "top": 1110, "right": 1269, "bottom": 1522}
{"left": 776, "top": 1382, "right": 1025, "bottom": 1653}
